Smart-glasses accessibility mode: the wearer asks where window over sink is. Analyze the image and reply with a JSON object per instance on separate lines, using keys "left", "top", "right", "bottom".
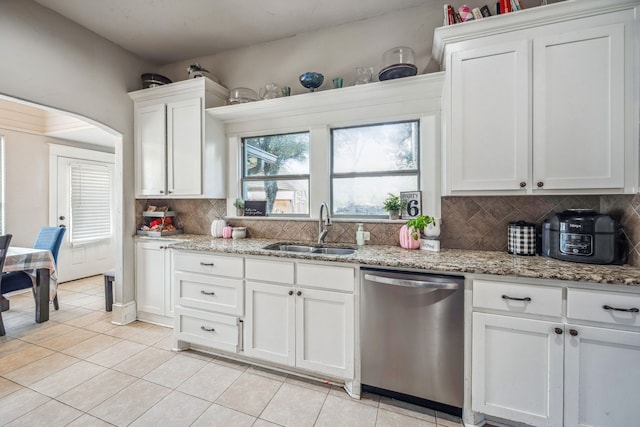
{"left": 242, "top": 132, "right": 310, "bottom": 215}
{"left": 331, "top": 121, "right": 420, "bottom": 217}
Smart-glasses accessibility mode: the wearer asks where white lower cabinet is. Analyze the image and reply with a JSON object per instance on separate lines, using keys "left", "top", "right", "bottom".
{"left": 245, "top": 280, "right": 355, "bottom": 379}
{"left": 244, "top": 259, "right": 355, "bottom": 380}
{"left": 563, "top": 324, "right": 640, "bottom": 427}
{"left": 172, "top": 252, "right": 356, "bottom": 383}
{"left": 173, "top": 252, "right": 244, "bottom": 353}
{"left": 244, "top": 281, "right": 295, "bottom": 366}
{"left": 472, "top": 312, "right": 564, "bottom": 426}
{"left": 472, "top": 280, "right": 640, "bottom": 427}
{"left": 135, "top": 239, "right": 175, "bottom": 326}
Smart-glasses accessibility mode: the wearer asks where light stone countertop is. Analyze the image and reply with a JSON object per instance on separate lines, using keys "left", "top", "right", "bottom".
{"left": 147, "top": 234, "right": 640, "bottom": 287}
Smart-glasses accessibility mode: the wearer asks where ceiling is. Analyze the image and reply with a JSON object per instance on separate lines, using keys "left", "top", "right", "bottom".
{"left": 33, "top": 0, "right": 431, "bottom": 64}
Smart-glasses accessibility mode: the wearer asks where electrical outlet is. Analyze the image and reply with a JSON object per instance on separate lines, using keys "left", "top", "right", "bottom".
{"left": 363, "top": 231, "right": 371, "bottom": 241}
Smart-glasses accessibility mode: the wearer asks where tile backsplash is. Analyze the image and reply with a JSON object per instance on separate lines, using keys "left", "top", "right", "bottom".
{"left": 137, "top": 193, "right": 640, "bottom": 267}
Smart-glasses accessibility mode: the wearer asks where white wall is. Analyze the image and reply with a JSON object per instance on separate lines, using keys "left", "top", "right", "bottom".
{"left": 0, "top": 0, "right": 151, "bottom": 306}
{"left": 2, "top": 129, "right": 49, "bottom": 247}
{"left": 157, "top": 5, "right": 443, "bottom": 95}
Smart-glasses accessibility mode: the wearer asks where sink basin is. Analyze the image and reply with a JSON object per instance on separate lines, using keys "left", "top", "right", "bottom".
{"left": 312, "top": 247, "right": 356, "bottom": 255}
{"left": 263, "top": 243, "right": 356, "bottom": 256}
{"left": 273, "top": 244, "right": 316, "bottom": 253}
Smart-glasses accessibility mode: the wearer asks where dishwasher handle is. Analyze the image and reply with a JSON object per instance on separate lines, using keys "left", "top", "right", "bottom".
{"left": 364, "top": 273, "right": 460, "bottom": 290}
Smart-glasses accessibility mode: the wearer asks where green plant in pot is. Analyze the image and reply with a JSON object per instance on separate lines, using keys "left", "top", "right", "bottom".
{"left": 399, "top": 215, "right": 437, "bottom": 249}
{"left": 233, "top": 198, "right": 245, "bottom": 216}
{"left": 383, "top": 193, "right": 402, "bottom": 220}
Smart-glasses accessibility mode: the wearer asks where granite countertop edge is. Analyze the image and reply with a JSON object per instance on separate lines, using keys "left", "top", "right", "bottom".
{"left": 139, "top": 234, "right": 640, "bottom": 286}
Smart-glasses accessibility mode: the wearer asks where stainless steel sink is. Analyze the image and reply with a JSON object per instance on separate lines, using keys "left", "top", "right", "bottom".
{"left": 263, "top": 243, "right": 356, "bottom": 255}
{"left": 273, "top": 244, "right": 316, "bottom": 253}
{"left": 312, "top": 247, "right": 356, "bottom": 255}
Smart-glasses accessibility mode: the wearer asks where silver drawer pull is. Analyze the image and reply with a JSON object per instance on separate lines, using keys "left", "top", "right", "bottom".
{"left": 200, "top": 326, "right": 215, "bottom": 332}
{"left": 603, "top": 304, "right": 639, "bottom": 313}
{"left": 501, "top": 294, "right": 532, "bottom": 302}
{"left": 200, "top": 290, "right": 215, "bottom": 296}
{"left": 200, "top": 262, "right": 215, "bottom": 266}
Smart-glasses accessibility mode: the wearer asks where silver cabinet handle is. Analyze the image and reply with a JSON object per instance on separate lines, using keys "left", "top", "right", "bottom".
{"left": 364, "top": 274, "right": 459, "bottom": 290}
{"left": 502, "top": 294, "right": 532, "bottom": 302}
{"left": 200, "top": 326, "right": 215, "bottom": 332}
{"left": 200, "top": 290, "right": 215, "bottom": 296}
{"left": 200, "top": 262, "right": 214, "bottom": 266}
{"left": 603, "top": 304, "right": 639, "bottom": 313}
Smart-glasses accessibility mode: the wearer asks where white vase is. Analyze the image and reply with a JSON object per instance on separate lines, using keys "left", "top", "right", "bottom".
{"left": 424, "top": 218, "right": 441, "bottom": 239}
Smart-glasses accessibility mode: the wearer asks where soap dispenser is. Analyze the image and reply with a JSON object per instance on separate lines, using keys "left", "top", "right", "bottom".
{"left": 356, "top": 223, "right": 365, "bottom": 246}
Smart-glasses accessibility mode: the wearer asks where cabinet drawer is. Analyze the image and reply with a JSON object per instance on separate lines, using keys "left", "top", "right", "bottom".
{"left": 297, "top": 263, "right": 355, "bottom": 292}
{"left": 473, "top": 280, "right": 563, "bottom": 317}
{"left": 174, "top": 307, "right": 241, "bottom": 353}
{"left": 567, "top": 288, "right": 640, "bottom": 328}
{"left": 174, "top": 252, "right": 243, "bottom": 278}
{"left": 245, "top": 258, "right": 294, "bottom": 284}
{"left": 175, "top": 272, "right": 243, "bottom": 316}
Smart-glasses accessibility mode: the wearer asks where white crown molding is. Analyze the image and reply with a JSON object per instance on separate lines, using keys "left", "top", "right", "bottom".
{"left": 206, "top": 72, "right": 445, "bottom": 125}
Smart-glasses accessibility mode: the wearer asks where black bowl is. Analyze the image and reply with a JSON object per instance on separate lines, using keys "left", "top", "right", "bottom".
{"left": 141, "top": 73, "right": 172, "bottom": 89}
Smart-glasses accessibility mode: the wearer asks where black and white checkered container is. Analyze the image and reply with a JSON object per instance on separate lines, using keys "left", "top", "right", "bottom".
{"left": 508, "top": 221, "right": 536, "bottom": 256}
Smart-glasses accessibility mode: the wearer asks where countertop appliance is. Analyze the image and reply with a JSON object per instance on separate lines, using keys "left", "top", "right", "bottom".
{"left": 360, "top": 268, "right": 464, "bottom": 415}
{"left": 541, "top": 209, "right": 627, "bottom": 265}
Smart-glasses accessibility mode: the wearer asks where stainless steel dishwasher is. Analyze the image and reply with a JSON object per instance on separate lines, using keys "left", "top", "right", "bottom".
{"left": 360, "top": 267, "right": 464, "bottom": 414}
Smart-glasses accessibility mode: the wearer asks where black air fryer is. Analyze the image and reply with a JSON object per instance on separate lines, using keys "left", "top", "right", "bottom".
{"left": 541, "top": 209, "right": 627, "bottom": 265}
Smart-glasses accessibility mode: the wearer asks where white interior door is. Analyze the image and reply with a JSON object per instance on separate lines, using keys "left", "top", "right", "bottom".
{"left": 53, "top": 148, "right": 115, "bottom": 282}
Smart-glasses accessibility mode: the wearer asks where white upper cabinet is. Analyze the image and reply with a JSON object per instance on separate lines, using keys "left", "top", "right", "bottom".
{"left": 434, "top": 0, "right": 638, "bottom": 195}
{"left": 450, "top": 39, "right": 530, "bottom": 191}
{"left": 532, "top": 24, "right": 625, "bottom": 191}
{"left": 129, "top": 77, "right": 228, "bottom": 198}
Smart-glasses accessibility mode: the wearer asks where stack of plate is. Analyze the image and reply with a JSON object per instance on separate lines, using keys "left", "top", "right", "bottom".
{"left": 141, "top": 73, "right": 172, "bottom": 89}
{"left": 378, "top": 46, "right": 418, "bottom": 81}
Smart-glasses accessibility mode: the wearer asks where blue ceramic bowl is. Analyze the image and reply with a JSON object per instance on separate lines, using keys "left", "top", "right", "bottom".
{"left": 299, "top": 72, "right": 324, "bottom": 92}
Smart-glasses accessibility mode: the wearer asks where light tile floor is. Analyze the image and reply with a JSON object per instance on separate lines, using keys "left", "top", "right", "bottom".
{"left": 0, "top": 276, "right": 465, "bottom": 427}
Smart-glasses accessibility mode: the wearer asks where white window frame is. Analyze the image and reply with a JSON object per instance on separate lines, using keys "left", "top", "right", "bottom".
{"left": 330, "top": 120, "right": 422, "bottom": 218}
{"left": 221, "top": 79, "right": 443, "bottom": 221}
{"left": 241, "top": 132, "right": 311, "bottom": 216}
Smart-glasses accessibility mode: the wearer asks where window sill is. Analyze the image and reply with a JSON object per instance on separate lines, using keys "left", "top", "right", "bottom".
{"left": 225, "top": 216, "right": 407, "bottom": 224}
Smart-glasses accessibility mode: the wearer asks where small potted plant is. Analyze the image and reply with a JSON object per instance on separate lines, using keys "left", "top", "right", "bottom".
{"left": 383, "top": 193, "right": 402, "bottom": 220}
{"left": 399, "top": 215, "right": 439, "bottom": 250}
{"left": 233, "top": 198, "right": 245, "bottom": 216}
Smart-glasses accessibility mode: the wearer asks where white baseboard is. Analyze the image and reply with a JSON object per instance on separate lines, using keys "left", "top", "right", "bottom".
{"left": 110, "top": 301, "right": 136, "bottom": 325}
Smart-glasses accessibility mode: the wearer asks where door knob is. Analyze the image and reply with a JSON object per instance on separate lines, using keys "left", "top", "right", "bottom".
{"left": 296, "top": 291, "right": 302, "bottom": 296}
{"left": 288, "top": 290, "right": 293, "bottom": 296}
{"left": 519, "top": 182, "right": 526, "bottom": 188}
{"left": 536, "top": 181, "right": 544, "bottom": 188}
{"left": 554, "top": 327, "right": 563, "bottom": 335}
{"left": 569, "top": 329, "right": 578, "bottom": 337}
{"left": 59, "top": 216, "right": 65, "bottom": 220}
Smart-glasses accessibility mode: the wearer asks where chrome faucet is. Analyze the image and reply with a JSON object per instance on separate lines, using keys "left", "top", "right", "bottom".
{"left": 318, "top": 202, "right": 332, "bottom": 245}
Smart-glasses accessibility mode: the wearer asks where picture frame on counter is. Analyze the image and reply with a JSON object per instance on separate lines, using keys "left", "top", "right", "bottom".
{"left": 400, "top": 191, "right": 422, "bottom": 219}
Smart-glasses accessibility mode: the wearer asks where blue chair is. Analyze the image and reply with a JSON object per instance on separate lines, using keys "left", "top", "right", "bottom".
{"left": 1, "top": 227, "right": 66, "bottom": 311}
{"left": 0, "top": 234, "right": 13, "bottom": 336}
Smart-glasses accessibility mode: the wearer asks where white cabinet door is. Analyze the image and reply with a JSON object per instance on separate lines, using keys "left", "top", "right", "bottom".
{"left": 244, "top": 281, "right": 295, "bottom": 366}
{"left": 564, "top": 325, "right": 640, "bottom": 427}
{"left": 449, "top": 40, "right": 530, "bottom": 192}
{"left": 136, "top": 241, "right": 167, "bottom": 316}
{"left": 295, "top": 288, "right": 354, "bottom": 379}
{"left": 135, "top": 104, "right": 166, "bottom": 196}
{"left": 472, "top": 313, "right": 564, "bottom": 427}
{"left": 167, "top": 98, "right": 202, "bottom": 196}
{"left": 533, "top": 24, "right": 625, "bottom": 191}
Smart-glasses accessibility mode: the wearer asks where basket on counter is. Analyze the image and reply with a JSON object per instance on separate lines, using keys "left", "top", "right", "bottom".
{"left": 136, "top": 210, "right": 183, "bottom": 236}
